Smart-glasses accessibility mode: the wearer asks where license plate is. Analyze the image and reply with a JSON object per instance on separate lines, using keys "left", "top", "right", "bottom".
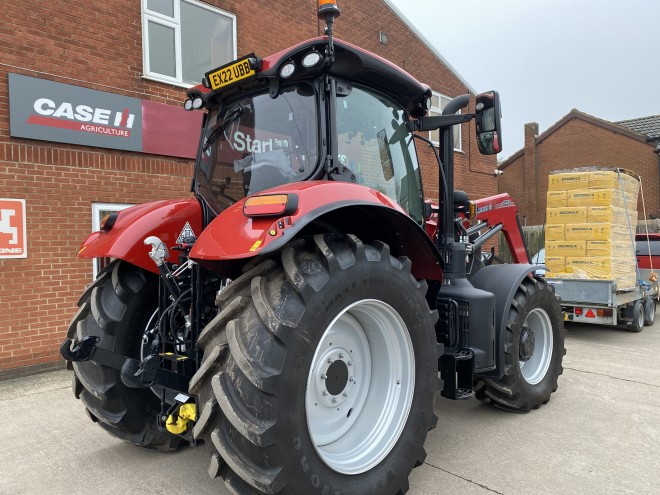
{"left": 206, "top": 54, "right": 257, "bottom": 91}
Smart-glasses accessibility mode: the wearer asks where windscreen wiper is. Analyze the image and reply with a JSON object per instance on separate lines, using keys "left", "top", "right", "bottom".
{"left": 202, "top": 106, "right": 244, "bottom": 152}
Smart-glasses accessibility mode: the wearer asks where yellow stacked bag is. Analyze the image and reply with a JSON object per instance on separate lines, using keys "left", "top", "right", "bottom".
{"left": 544, "top": 168, "right": 639, "bottom": 289}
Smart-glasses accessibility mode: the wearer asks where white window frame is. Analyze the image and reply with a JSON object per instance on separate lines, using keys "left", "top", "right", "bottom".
{"left": 91, "top": 202, "right": 134, "bottom": 279}
{"left": 429, "top": 91, "right": 463, "bottom": 152}
{"left": 141, "top": 0, "right": 237, "bottom": 87}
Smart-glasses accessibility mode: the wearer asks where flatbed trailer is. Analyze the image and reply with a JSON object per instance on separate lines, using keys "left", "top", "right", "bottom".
{"left": 547, "top": 272, "right": 657, "bottom": 331}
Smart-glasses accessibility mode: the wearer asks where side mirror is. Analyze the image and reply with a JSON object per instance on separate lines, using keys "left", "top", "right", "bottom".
{"left": 475, "top": 91, "right": 502, "bottom": 155}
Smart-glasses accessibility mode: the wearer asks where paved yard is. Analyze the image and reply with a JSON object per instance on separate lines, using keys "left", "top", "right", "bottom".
{"left": 1, "top": 319, "right": 658, "bottom": 494}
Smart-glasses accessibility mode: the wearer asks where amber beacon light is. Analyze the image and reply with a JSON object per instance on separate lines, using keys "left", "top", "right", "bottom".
{"left": 318, "top": 0, "right": 340, "bottom": 19}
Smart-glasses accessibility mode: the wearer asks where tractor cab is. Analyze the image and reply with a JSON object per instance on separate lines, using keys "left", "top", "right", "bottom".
{"left": 185, "top": 35, "right": 433, "bottom": 227}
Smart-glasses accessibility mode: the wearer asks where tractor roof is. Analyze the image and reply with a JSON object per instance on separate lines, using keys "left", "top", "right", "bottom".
{"left": 188, "top": 37, "right": 432, "bottom": 117}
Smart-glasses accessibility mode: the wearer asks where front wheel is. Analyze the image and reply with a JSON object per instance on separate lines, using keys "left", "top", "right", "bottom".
{"left": 67, "top": 260, "right": 180, "bottom": 450}
{"left": 476, "top": 276, "right": 565, "bottom": 412}
{"left": 189, "top": 234, "right": 439, "bottom": 494}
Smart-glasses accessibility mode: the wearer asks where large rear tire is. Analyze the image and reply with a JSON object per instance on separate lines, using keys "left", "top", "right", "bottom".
{"left": 67, "top": 260, "right": 180, "bottom": 450}
{"left": 189, "top": 234, "right": 439, "bottom": 494}
{"left": 476, "top": 276, "right": 565, "bottom": 412}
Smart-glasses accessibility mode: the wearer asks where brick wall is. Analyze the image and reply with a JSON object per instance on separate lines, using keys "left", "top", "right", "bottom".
{"left": 0, "top": 0, "right": 496, "bottom": 375}
{"left": 500, "top": 113, "right": 659, "bottom": 226}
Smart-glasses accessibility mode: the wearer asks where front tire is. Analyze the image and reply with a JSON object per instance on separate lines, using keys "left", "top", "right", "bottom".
{"left": 67, "top": 260, "right": 179, "bottom": 450}
{"left": 476, "top": 276, "right": 565, "bottom": 412}
{"left": 189, "top": 234, "right": 439, "bottom": 494}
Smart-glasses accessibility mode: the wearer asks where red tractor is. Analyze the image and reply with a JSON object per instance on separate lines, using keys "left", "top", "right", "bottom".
{"left": 61, "top": 3, "right": 564, "bottom": 494}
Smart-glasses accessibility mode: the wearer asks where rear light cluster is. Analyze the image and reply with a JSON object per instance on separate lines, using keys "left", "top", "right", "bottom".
{"left": 573, "top": 308, "right": 612, "bottom": 318}
{"left": 243, "top": 194, "right": 298, "bottom": 217}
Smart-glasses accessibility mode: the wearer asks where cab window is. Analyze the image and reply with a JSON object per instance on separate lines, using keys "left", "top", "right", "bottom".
{"left": 335, "top": 85, "right": 423, "bottom": 223}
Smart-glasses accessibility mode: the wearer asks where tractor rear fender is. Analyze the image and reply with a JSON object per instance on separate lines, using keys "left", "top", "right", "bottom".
{"left": 189, "top": 181, "right": 444, "bottom": 282}
{"left": 77, "top": 198, "right": 203, "bottom": 274}
{"left": 469, "top": 263, "right": 544, "bottom": 379}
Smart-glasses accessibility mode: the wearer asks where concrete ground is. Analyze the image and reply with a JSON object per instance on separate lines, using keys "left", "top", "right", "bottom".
{"left": 1, "top": 319, "right": 659, "bottom": 495}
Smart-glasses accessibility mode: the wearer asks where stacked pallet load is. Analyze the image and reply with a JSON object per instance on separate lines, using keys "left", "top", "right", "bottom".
{"left": 545, "top": 168, "right": 639, "bottom": 289}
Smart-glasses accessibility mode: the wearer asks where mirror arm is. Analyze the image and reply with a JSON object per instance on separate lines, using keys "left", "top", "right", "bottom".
{"left": 443, "top": 93, "right": 470, "bottom": 115}
{"left": 412, "top": 113, "right": 474, "bottom": 132}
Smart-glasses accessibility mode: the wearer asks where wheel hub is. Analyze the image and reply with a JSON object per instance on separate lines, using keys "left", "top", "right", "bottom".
{"left": 312, "top": 348, "right": 356, "bottom": 407}
{"left": 519, "top": 326, "right": 535, "bottom": 362}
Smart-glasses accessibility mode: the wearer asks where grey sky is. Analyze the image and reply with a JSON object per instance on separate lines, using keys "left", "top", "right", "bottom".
{"left": 388, "top": 0, "right": 660, "bottom": 159}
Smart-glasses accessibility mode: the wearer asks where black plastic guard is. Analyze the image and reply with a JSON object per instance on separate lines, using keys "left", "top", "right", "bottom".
{"left": 469, "top": 263, "right": 543, "bottom": 379}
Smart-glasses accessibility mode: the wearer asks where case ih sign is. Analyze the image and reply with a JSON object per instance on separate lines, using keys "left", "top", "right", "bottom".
{"left": 0, "top": 199, "right": 27, "bottom": 259}
{"left": 8, "top": 74, "right": 201, "bottom": 159}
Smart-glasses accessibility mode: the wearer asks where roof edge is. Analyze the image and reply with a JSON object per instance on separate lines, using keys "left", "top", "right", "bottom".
{"left": 381, "top": 0, "right": 477, "bottom": 95}
{"left": 499, "top": 148, "right": 524, "bottom": 170}
{"left": 499, "top": 109, "right": 655, "bottom": 168}
{"left": 537, "top": 110, "right": 648, "bottom": 146}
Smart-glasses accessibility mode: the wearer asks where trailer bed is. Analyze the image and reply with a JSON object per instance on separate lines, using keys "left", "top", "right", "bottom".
{"left": 547, "top": 275, "right": 657, "bottom": 326}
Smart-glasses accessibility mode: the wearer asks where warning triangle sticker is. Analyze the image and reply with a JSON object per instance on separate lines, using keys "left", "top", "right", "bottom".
{"left": 176, "top": 221, "right": 196, "bottom": 243}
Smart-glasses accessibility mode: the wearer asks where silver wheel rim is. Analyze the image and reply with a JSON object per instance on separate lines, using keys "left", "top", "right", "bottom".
{"left": 519, "top": 307, "right": 553, "bottom": 385}
{"left": 305, "top": 299, "right": 415, "bottom": 475}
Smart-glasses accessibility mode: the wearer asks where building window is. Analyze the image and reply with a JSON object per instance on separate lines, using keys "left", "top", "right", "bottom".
{"left": 428, "top": 92, "right": 462, "bottom": 151}
{"left": 141, "top": 0, "right": 237, "bottom": 86}
{"left": 91, "top": 203, "right": 134, "bottom": 279}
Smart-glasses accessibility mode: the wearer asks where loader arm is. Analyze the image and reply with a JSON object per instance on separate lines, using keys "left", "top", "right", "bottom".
{"left": 469, "top": 193, "right": 530, "bottom": 263}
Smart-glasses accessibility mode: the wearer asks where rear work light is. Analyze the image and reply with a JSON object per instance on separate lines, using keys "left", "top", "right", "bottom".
{"left": 302, "top": 51, "right": 322, "bottom": 68}
{"left": 280, "top": 62, "right": 296, "bottom": 79}
{"left": 243, "top": 194, "right": 298, "bottom": 217}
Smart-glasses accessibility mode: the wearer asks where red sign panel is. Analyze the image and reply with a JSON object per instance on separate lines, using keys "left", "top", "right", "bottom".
{"left": 0, "top": 199, "right": 27, "bottom": 259}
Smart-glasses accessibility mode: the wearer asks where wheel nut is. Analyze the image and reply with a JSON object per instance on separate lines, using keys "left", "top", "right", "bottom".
{"left": 332, "top": 398, "right": 337, "bottom": 403}
{"left": 322, "top": 391, "right": 328, "bottom": 396}
{"left": 321, "top": 374, "right": 327, "bottom": 380}
{"left": 343, "top": 392, "right": 348, "bottom": 397}
{"left": 327, "top": 358, "right": 333, "bottom": 364}
{"left": 349, "top": 377, "right": 354, "bottom": 382}
{"left": 347, "top": 361, "right": 353, "bottom": 366}
{"left": 339, "top": 353, "right": 344, "bottom": 359}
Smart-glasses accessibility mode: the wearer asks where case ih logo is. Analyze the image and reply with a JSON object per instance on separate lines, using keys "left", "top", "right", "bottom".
{"left": 0, "top": 199, "right": 27, "bottom": 259}
{"left": 8, "top": 73, "right": 202, "bottom": 158}
{"left": 28, "top": 98, "right": 135, "bottom": 138}
{"left": 9, "top": 73, "right": 143, "bottom": 153}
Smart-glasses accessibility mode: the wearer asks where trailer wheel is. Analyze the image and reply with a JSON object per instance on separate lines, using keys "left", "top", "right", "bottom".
{"left": 643, "top": 296, "right": 656, "bottom": 326}
{"left": 67, "top": 260, "right": 180, "bottom": 450}
{"left": 190, "top": 234, "right": 439, "bottom": 495}
{"left": 627, "top": 301, "right": 644, "bottom": 332}
{"left": 477, "top": 276, "right": 565, "bottom": 412}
